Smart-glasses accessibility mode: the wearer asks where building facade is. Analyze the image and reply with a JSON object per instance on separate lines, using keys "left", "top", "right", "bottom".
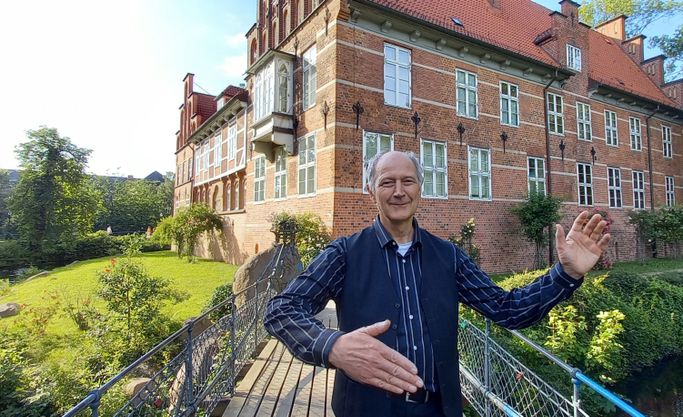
{"left": 174, "top": 0, "right": 683, "bottom": 272}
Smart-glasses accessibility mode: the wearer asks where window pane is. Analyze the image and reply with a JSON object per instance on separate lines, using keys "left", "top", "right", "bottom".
{"left": 436, "top": 172, "right": 445, "bottom": 196}
{"left": 482, "top": 178, "right": 490, "bottom": 198}
{"left": 424, "top": 174, "right": 434, "bottom": 196}
{"left": 471, "top": 176, "right": 479, "bottom": 197}
{"left": 399, "top": 66, "right": 409, "bottom": 81}
{"left": 398, "top": 50, "right": 410, "bottom": 64}
{"left": 481, "top": 152, "right": 489, "bottom": 172}
{"left": 435, "top": 144, "right": 445, "bottom": 168}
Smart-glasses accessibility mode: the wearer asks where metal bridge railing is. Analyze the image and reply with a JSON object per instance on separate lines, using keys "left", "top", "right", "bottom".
{"left": 458, "top": 318, "right": 646, "bottom": 417}
{"left": 63, "top": 245, "right": 286, "bottom": 417}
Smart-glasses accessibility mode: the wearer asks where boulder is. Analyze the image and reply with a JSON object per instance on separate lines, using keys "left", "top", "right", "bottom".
{"left": 124, "top": 377, "right": 158, "bottom": 407}
{"left": 0, "top": 303, "right": 20, "bottom": 318}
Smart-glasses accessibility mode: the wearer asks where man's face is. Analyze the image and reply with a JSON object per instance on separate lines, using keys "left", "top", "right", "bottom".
{"left": 369, "top": 152, "right": 421, "bottom": 227}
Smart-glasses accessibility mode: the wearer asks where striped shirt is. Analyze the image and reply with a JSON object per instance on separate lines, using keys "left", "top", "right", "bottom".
{"left": 264, "top": 217, "right": 582, "bottom": 392}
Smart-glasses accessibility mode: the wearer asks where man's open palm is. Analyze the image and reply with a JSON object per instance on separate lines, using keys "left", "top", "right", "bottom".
{"left": 555, "top": 211, "right": 611, "bottom": 279}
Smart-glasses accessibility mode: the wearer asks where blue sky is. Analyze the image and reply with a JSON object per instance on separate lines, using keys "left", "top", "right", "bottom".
{"left": 0, "top": 0, "right": 679, "bottom": 178}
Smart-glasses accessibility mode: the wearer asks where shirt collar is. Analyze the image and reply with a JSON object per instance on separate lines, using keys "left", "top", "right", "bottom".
{"left": 372, "top": 216, "right": 423, "bottom": 249}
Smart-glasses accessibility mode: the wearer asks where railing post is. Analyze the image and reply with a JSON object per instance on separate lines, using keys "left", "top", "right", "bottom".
{"left": 572, "top": 374, "right": 582, "bottom": 417}
{"left": 485, "top": 319, "right": 492, "bottom": 417}
{"left": 89, "top": 390, "right": 101, "bottom": 417}
{"left": 184, "top": 323, "right": 194, "bottom": 415}
{"left": 229, "top": 295, "right": 237, "bottom": 396}
{"left": 254, "top": 281, "right": 260, "bottom": 352}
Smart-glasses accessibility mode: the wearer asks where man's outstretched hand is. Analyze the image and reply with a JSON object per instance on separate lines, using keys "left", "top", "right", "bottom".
{"left": 556, "top": 211, "right": 611, "bottom": 279}
{"left": 328, "top": 320, "right": 423, "bottom": 394}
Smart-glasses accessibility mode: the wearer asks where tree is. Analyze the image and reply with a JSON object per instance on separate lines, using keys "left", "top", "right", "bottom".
{"left": 0, "top": 170, "right": 11, "bottom": 239}
{"left": 152, "top": 203, "right": 222, "bottom": 261}
{"left": 7, "top": 127, "right": 101, "bottom": 251}
{"left": 510, "top": 193, "right": 563, "bottom": 269}
{"left": 579, "top": 0, "right": 683, "bottom": 80}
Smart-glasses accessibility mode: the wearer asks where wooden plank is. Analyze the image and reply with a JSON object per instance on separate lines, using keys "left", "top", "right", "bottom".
{"left": 325, "top": 368, "right": 336, "bottom": 417}
{"left": 272, "top": 356, "right": 304, "bottom": 417}
{"left": 308, "top": 366, "right": 327, "bottom": 417}
{"left": 235, "top": 343, "right": 285, "bottom": 417}
{"left": 221, "top": 339, "right": 279, "bottom": 417}
{"left": 254, "top": 346, "right": 296, "bottom": 417}
{"left": 288, "top": 363, "right": 315, "bottom": 417}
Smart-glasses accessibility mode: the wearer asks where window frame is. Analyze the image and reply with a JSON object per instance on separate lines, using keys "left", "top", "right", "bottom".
{"left": 663, "top": 125, "right": 672, "bottom": 158}
{"left": 383, "top": 43, "right": 412, "bottom": 109}
{"left": 576, "top": 102, "right": 592, "bottom": 141}
{"left": 227, "top": 122, "right": 237, "bottom": 161}
{"left": 253, "top": 62, "right": 274, "bottom": 122}
{"left": 500, "top": 81, "right": 519, "bottom": 127}
{"left": 274, "top": 147, "right": 287, "bottom": 200}
{"left": 566, "top": 44, "right": 582, "bottom": 71}
{"left": 607, "top": 167, "right": 622, "bottom": 208}
{"left": 457, "top": 69, "right": 479, "bottom": 119}
{"left": 302, "top": 45, "right": 317, "bottom": 110}
{"left": 577, "top": 163, "right": 594, "bottom": 206}
{"left": 632, "top": 170, "right": 645, "bottom": 210}
{"left": 421, "top": 139, "right": 448, "bottom": 199}
{"left": 629, "top": 117, "right": 642, "bottom": 151}
{"left": 547, "top": 93, "right": 564, "bottom": 135}
{"left": 665, "top": 176, "right": 675, "bottom": 206}
{"left": 253, "top": 155, "right": 266, "bottom": 202}
{"left": 605, "top": 110, "right": 618, "bottom": 147}
{"left": 468, "top": 146, "right": 492, "bottom": 201}
{"left": 213, "top": 132, "right": 222, "bottom": 168}
{"left": 298, "top": 134, "right": 316, "bottom": 196}
{"left": 527, "top": 157, "right": 546, "bottom": 196}
{"left": 362, "top": 131, "right": 394, "bottom": 193}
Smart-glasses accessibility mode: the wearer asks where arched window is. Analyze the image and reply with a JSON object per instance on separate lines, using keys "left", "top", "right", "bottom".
{"left": 250, "top": 39, "right": 258, "bottom": 65}
{"left": 262, "top": 33, "right": 267, "bottom": 52}
{"left": 283, "top": 10, "right": 289, "bottom": 35}
{"left": 212, "top": 185, "right": 220, "bottom": 210}
{"left": 273, "top": 22, "right": 278, "bottom": 46}
{"left": 299, "top": 0, "right": 305, "bottom": 24}
{"left": 279, "top": 64, "right": 289, "bottom": 113}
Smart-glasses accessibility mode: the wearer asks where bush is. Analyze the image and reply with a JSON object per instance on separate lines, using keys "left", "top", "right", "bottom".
{"left": 270, "top": 212, "right": 331, "bottom": 267}
{"left": 448, "top": 218, "right": 480, "bottom": 264}
{"left": 152, "top": 204, "right": 222, "bottom": 261}
{"left": 0, "top": 240, "right": 29, "bottom": 271}
{"left": 510, "top": 193, "right": 562, "bottom": 269}
{"left": 204, "top": 282, "right": 233, "bottom": 322}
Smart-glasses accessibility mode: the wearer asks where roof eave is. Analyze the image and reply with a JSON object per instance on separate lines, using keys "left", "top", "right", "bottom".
{"left": 591, "top": 81, "right": 683, "bottom": 118}
{"left": 188, "top": 94, "right": 248, "bottom": 144}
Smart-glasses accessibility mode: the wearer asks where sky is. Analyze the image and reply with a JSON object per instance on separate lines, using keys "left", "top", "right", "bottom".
{"left": 0, "top": 0, "right": 679, "bottom": 178}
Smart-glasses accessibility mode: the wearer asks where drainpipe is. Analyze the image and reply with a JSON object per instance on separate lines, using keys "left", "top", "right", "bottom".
{"left": 543, "top": 71, "right": 559, "bottom": 266}
{"left": 645, "top": 105, "right": 660, "bottom": 257}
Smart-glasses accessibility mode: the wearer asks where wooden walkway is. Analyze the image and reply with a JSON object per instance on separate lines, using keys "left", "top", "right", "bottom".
{"left": 222, "top": 302, "right": 338, "bottom": 417}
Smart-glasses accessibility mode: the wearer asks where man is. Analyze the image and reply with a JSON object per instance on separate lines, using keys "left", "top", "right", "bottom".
{"left": 265, "top": 151, "right": 610, "bottom": 417}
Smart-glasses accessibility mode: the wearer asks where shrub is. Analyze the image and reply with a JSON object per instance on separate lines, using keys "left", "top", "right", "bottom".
{"left": 0, "top": 240, "right": 29, "bottom": 271}
{"left": 152, "top": 204, "right": 222, "bottom": 261}
{"left": 204, "top": 282, "right": 234, "bottom": 322}
{"left": 449, "top": 218, "right": 480, "bottom": 264}
{"left": 270, "top": 212, "right": 331, "bottom": 267}
{"left": 16, "top": 265, "right": 42, "bottom": 281}
{"left": 510, "top": 193, "right": 562, "bottom": 269}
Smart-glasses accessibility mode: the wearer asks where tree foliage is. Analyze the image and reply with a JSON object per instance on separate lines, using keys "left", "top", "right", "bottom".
{"left": 579, "top": 0, "right": 683, "bottom": 80}
{"left": 270, "top": 212, "right": 331, "bottom": 267}
{"left": 153, "top": 203, "right": 223, "bottom": 261}
{"left": 7, "top": 127, "right": 101, "bottom": 251}
{"left": 0, "top": 170, "right": 12, "bottom": 239}
{"left": 510, "top": 192, "right": 563, "bottom": 269}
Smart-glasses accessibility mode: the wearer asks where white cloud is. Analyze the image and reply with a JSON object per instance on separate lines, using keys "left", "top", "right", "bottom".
{"left": 225, "top": 33, "right": 246, "bottom": 48}
{"left": 219, "top": 54, "right": 248, "bottom": 83}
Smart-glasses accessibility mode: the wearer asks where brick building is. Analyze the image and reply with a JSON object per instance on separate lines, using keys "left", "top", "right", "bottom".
{"left": 174, "top": 0, "right": 683, "bottom": 272}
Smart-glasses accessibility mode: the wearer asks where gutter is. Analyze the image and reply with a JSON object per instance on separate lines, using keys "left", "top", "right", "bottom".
{"left": 645, "top": 105, "right": 660, "bottom": 256}
{"left": 543, "top": 71, "right": 558, "bottom": 266}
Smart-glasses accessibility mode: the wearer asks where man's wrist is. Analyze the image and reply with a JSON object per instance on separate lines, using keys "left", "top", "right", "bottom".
{"left": 552, "top": 263, "right": 584, "bottom": 288}
{"left": 315, "top": 329, "right": 345, "bottom": 368}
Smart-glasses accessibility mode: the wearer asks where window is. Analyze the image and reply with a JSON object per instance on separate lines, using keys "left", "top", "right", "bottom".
{"left": 576, "top": 102, "right": 592, "bottom": 141}
{"left": 608, "top": 168, "right": 622, "bottom": 208}
{"left": 577, "top": 163, "right": 593, "bottom": 206}
{"left": 632, "top": 171, "right": 645, "bottom": 209}
{"left": 195, "top": 146, "right": 201, "bottom": 175}
{"left": 213, "top": 133, "right": 222, "bottom": 167}
{"left": 278, "top": 64, "right": 289, "bottom": 113}
{"left": 666, "top": 176, "right": 675, "bottom": 206}
{"left": 566, "top": 44, "right": 582, "bottom": 71}
{"left": 227, "top": 123, "right": 237, "bottom": 161}
{"left": 302, "top": 46, "right": 317, "bottom": 109}
{"left": 254, "top": 156, "right": 266, "bottom": 202}
{"left": 547, "top": 93, "right": 564, "bottom": 135}
{"left": 217, "top": 97, "right": 225, "bottom": 109}
{"left": 274, "top": 147, "right": 287, "bottom": 199}
{"left": 363, "top": 131, "right": 393, "bottom": 191}
{"left": 254, "top": 62, "right": 274, "bottom": 121}
{"left": 605, "top": 110, "right": 618, "bottom": 146}
{"left": 629, "top": 117, "right": 642, "bottom": 151}
{"left": 528, "top": 157, "right": 546, "bottom": 195}
{"left": 500, "top": 82, "right": 519, "bottom": 127}
{"left": 384, "top": 43, "right": 411, "bottom": 108}
{"left": 298, "top": 134, "right": 316, "bottom": 195}
{"left": 421, "top": 140, "right": 447, "bottom": 198}
{"left": 457, "top": 70, "right": 478, "bottom": 118}
{"left": 469, "top": 147, "right": 491, "bottom": 200}
{"left": 204, "top": 141, "right": 210, "bottom": 170}
{"left": 663, "top": 126, "right": 672, "bottom": 158}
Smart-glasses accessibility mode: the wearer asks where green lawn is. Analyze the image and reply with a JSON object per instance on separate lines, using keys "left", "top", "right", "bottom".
{"left": 0, "top": 251, "right": 237, "bottom": 339}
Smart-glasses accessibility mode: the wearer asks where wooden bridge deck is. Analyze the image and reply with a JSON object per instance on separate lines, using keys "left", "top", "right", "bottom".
{"left": 222, "top": 302, "right": 337, "bottom": 417}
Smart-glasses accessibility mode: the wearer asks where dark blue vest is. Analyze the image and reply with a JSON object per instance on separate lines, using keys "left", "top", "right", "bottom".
{"left": 331, "top": 226, "right": 463, "bottom": 417}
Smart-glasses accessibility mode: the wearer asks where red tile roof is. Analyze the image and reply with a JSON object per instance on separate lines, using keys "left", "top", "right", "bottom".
{"left": 368, "top": 0, "right": 676, "bottom": 107}
{"left": 219, "top": 85, "right": 248, "bottom": 99}
{"left": 195, "top": 93, "right": 217, "bottom": 120}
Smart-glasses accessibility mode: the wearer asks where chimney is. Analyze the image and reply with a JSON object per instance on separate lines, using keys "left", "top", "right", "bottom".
{"left": 642, "top": 55, "right": 666, "bottom": 87}
{"left": 622, "top": 35, "right": 645, "bottom": 64}
{"left": 560, "top": 0, "right": 580, "bottom": 21}
{"left": 595, "top": 15, "right": 627, "bottom": 41}
{"left": 662, "top": 80, "right": 683, "bottom": 109}
{"left": 183, "top": 73, "right": 195, "bottom": 99}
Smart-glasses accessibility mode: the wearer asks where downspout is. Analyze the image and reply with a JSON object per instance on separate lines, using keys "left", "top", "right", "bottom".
{"left": 645, "top": 105, "right": 660, "bottom": 256}
{"left": 543, "top": 71, "right": 559, "bottom": 266}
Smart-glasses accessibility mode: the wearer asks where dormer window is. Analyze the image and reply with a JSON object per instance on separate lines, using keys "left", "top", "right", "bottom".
{"left": 566, "top": 44, "right": 581, "bottom": 71}
{"left": 217, "top": 97, "right": 225, "bottom": 109}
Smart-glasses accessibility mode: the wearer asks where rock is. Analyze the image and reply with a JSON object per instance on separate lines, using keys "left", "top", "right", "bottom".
{"left": 232, "top": 244, "right": 301, "bottom": 308}
{"left": 124, "top": 378, "right": 157, "bottom": 407}
{"left": 0, "top": 303, "right": 20, "bottom": 318}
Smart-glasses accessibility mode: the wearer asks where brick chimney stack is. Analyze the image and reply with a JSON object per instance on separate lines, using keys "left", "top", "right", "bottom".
{"left": 642, "top": 55, "right": 666, "bottom": 87}
{"left": 623, "top": 35, "right": 645, "bottom": 64}
{"left": 560, "top": 0, "right": 580, "bottom": 21}
{"left": 595, "top": 15, "right": 627, "bottom": 41}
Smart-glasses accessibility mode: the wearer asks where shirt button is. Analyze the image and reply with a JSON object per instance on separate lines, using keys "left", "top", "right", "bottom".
{"left": 402, "top": 259, "right": 406, "bottom": 263}
{"left": 391, "top": 324, "right": 398, "bottom": 330}
{"left": 413, "top": 345, "right": 418, "bottom": 351}
{"left": 409, "top": 315, "right": 414, "bottom": 320}
{"left": 405, "top": 286, "right": 410, "bottom": 291}
{"left": 394, "top": 303, "right": 400, "bottom": 309}
{"left": 569, "top": 283, "right": 575, "bottom": 287}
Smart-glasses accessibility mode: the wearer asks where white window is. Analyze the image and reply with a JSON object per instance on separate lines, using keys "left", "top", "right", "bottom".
{"left": 195, "top": 146, "right": 201, "bottom": 175}
{"left": 663, "top": 126, "right": 672, "bottom": 158}
{"left": 457, "top": 69, "right": 478, "bottom": 118}
{"left": 421, "top": 140, "right": 447, "bottom": 198}
{"left": 500, "top": 82, "right": 519, "bottom": 127}
{"left": 217, "top": 97, "right": 225, "bottom": 109}
{"left": 566, "top": 44, "right": 582, "bottom": 71}
{"left": 577, "top": 163, "right": 593, "bottom": 206}
{"left": 278, "top": 64, "right": 290, "bottom": 113}
{"left": 274, "top": 147, "right": 287, "bottom": 199}
{"left": 605, "top": 110, "right": 618, "bottom": 146}
{"left": 254, "top": 62, "right": 274, "bottom": 121}
{"left": 254, "top": 156, "right": 266, "bottom": 202}
{"left": 547, "top": 93, "right": 564, "bottom": 135}
{"left": 576, "top": 102, "right": 592, "bottom": 141}
{"left": 227, "top": 123, "right": 237, "bottom": 161}
{"left": 384, "top": 43, "right": 411, "bottom": 108}
{"left": 213, "top": 132, "right": 222, "bottom": 167}
{"left": 528, "top": 157, "right": 546, "bottom": 195}
{"left": 666, "top": 176, "right": 675, "bottom": 206}
{"left": 363, "top": 131, "right": 393, "bottom": 192}
{"left": 629, "top": 117, "right": 642, "bottom": 151}
{"left": 632, "top": 171, "right": 645, "bottom": 209}
{"left": 608, "top": 168, "right": 622, "bottom": 208}
{"left": 469, "top": 147, "right": 491, "bottom": 200}
{"left": 303, "top": 46, "right": 317, "bottom": 109}
{"left": 298, "top": 134, "right": 316, "bottom": 195}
